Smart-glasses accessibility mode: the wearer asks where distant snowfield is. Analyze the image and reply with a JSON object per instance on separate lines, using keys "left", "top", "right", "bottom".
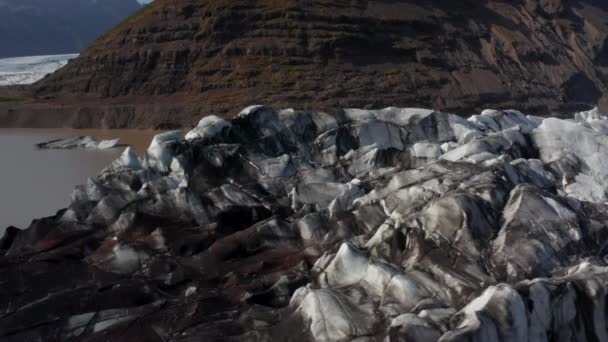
{"left": 0, "top": 54, "right": 79, "bottom": 86}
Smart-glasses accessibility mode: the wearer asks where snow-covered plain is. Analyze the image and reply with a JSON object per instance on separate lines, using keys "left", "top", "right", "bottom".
{"left": 0, "top": 54, "right": 78, "bottom": 86}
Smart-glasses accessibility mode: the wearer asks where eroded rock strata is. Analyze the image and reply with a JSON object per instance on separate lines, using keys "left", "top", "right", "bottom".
{"left": 2, "top": 106, "right": 608, "bottom": 341}
{"left": 12, "top": 0, "right": 608, "bottom": 128}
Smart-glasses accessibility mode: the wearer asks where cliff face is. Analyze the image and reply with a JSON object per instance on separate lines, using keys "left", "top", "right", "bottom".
{"left": 28, "top": 0, "right": 608, "bottom": 125}
{"left": 0, "top": 0, "right": 143, "bottom": 58}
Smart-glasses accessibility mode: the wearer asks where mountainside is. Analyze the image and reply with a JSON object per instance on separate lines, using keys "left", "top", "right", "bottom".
{"left": 25, "top": 0, "right": 608, "bottom": 128}
{"left": 0, "top": 0, "right": 142, "bottom": 58}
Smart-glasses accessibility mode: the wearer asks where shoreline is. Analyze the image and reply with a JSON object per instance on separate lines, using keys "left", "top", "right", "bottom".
{"left": 0, "top": 85, "right": 599, "bottom": 130}
{"left": 0, "top": 88, "right": 198, "bottom": 129}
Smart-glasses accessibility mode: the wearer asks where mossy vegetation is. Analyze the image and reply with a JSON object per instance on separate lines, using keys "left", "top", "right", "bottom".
{"left": 99, "top": 0, "right": 304, "bottom": 48}
{"left": 0, "top": 96, "right": 22, "bottom": 110}
{"left": 195, "top": 16, "right": 210, "bottom": 40}
{"left": 0, "top": 96, "right": 20, "bottom": 103}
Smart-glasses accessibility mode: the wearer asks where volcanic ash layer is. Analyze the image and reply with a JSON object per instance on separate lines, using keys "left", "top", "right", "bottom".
{"left": 3, "top": 105, "right": 608, "bottom": 341}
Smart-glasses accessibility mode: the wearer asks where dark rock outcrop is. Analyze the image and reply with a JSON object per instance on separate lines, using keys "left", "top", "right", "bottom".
{"left": 3, "top": 104, "right": 608, "bottom": 341}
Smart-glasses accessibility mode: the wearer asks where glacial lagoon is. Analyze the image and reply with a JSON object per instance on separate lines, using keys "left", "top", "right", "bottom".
{"left": 0, "top": 129, "right": 158, "bottom": 232}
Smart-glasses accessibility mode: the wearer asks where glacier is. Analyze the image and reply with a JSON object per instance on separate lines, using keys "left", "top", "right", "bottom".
{"left": 2, "top": 105, "right": 608, "bottom": 341}
{"left": 0, "top": 53, "right": 78, "bottom": 86}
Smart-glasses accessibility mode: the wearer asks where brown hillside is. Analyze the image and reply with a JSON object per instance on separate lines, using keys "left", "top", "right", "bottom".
{"left": 7, "top": 0, "right": 608, "bottom": 127}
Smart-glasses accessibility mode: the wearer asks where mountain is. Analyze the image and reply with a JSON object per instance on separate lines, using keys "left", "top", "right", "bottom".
{"left": 10, "top": 0, "right": 604, "bottom": 129}
{"left": 0, "top": 0, "right": 143, "bottom": 58}
{"left": 1, "top": 0, "right": 608, "bottom": 128}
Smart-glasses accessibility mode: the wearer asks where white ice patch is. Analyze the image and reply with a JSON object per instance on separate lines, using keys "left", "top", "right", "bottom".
{"left": 145, "top": 130, "right": 183, "bottom": 172}
{"left": 0, "top": 54, "right": 78, "bottom": 86}
{"left": 343, "top": 107, "right": 435, "bottom": 126}
{"left": 532, "top": 118, "right": 608, "bottom": 202}
{"left": 442, "top": 284, "right": 528, "bottom": 342}
{"left": 574, "top": 107, "right": 608, "bottom": 123}
{"left": 185, "top": 115, "right": 232, "bottom": 141}
{"left": 469, "top": 108, "right": 541, "bottom": 133}
{"left": 291, "top": 286, "right": 376, "bottom": 341}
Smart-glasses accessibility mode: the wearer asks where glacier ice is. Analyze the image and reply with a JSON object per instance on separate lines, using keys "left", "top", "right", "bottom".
{"left": 4, "top": 105, "right": 608, "bottom": 341}
{"left": 0, "top": 54, "right": 78, "bottom": 86}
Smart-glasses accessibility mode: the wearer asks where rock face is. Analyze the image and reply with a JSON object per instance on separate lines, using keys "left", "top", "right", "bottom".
{"left": 3, "top": 104, "right": 608, "bottom": 341}
{"left": 25, "top": 0, "right": 608, "bottom": 128}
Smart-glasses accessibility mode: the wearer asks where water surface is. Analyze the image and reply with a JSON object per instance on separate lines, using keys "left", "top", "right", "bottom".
{"left": 0, "top": 129, "right": 159, "bottom": 234}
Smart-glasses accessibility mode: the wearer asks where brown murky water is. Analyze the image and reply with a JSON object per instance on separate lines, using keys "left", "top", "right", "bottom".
{"left": 0, "top": 129, "right": 162, "bottom": 233}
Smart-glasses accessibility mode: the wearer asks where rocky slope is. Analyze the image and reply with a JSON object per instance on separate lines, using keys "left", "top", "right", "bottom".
{"left": 3, "top": 104, "right": 608, "bottom": 341}
{"left": 13, "top": 0, "right": 608, "bottom": 128}
{"left": 0, "top": 0, "right": 143, "bottom": 58}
